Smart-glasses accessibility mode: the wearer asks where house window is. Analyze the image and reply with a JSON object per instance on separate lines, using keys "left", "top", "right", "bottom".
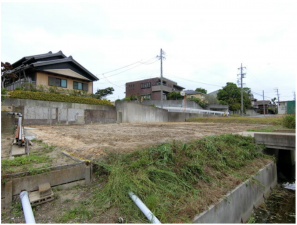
{"left": 141, "top": 82, "right": 151, "bottom": 89}
{"left": 49, "top": 76, "right": 67, "bottom": 88}
{"left": 73, "top": 81, "right": 88, "bottom": 91}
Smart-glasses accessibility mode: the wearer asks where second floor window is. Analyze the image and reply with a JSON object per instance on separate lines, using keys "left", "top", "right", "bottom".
{"left": 141, "top": 82, "right": 151, "bottom": 89}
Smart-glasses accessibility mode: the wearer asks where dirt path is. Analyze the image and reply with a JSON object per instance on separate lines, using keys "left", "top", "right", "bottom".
{"left": 28, "top": 122, "right": 265, "bottom": 160}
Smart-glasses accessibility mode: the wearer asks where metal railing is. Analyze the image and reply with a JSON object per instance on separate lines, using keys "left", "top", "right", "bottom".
{"left": 162, "top": 106, "right": 227, "bottom": 116}
{"left": 5, "top": 79, "right": 36, "bottom": 91}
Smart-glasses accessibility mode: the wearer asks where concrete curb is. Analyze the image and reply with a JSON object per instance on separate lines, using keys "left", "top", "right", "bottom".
{"left": 193, "top": 162, "right": 277, "bottom": 223}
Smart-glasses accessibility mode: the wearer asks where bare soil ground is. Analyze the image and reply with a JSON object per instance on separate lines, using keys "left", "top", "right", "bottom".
{"left": 1, "top": 122, "right": 270, "bottom": 223}
{"left": 25, "top": 122, "right": 266, "bottom": 160}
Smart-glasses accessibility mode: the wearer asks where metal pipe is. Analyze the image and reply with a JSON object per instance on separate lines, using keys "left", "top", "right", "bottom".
{"left": 19, "top": 191, "right": 36, "bottom": 224}
{"left": 128, "top": 191, "right": 161, "bottom": 224}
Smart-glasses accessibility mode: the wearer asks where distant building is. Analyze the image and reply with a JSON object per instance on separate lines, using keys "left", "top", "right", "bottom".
{"left": 278, "top": 101, "right": 296, "bottom": 114}
{"left": 253, "top": 100, "right": 271, "bottom": 114}
{"left": 208, "top": 90, "right": 220, "bottom": 98}
{"left": 184, "top": 90, "right": 206, "bottom": 101}
{"left": 125, "top": 77, "right": 184, "bottom": 100}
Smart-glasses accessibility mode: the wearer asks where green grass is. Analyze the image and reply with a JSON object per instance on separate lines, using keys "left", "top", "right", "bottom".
{"left": 246, "top": 125, "right": 286, "bottom": 132}
{"left": 91, "top": 134, "right": 273, "bottom": 223}
{"left": 186, "top": 116, "right": 283, "bottom": 125}
{"left": 1, "top": 139, "right": 56, "bottom": 175}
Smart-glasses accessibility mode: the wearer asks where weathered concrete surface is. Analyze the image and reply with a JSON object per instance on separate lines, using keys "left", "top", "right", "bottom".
{"left": 2, "top": 162, "right": 90, "bottom": 208}
{"left": 3, "top": 98, "right": 116, "bottom": 125}
{"left": 1, "top": 111, "right": 15, "bottom": 134}
{"left": 116, "top": 101, "right": 169, "bottom": 123}
{"left": 254, "top": 133, "right": 295, "bottom": 150}
{"left": 193, "top": 162, "right": 277, "bottom": 223}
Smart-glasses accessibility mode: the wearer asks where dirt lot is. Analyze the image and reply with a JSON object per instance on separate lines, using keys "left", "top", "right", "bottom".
{"left": 26, "top": 122, "right": 266, "bottom": 160}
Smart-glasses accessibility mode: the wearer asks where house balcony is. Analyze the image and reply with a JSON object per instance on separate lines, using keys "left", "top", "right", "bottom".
{"left": 152, "top": 85, "right": 172, "bottom": 93}
{"left": 4, "top": 78, "right": 36, "bottom": 91}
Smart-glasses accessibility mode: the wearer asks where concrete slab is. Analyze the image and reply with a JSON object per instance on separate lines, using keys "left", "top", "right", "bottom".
{"left": 11, "top": 145, "right": 26, "bottom": 156}
{"left": 254, "top": 133, "right": 295, "bottom": 150}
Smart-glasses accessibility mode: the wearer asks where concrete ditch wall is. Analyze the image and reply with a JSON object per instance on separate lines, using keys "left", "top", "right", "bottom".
{"left": 193, "top": 162, "right": 277, "bottom": 223}
{"left": 2, "top": 98, "right": 117, "bottom": 125}
{"left": 1, "top": 162, "right": 91, "bottom": 209}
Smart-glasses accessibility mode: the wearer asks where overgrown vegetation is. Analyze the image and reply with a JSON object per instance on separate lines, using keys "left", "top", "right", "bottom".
{"left": 282, "top": 114, "right": 295, "bottom": 129}
{"left": 90, "top": 134, "right": 272, "bottom": 223}
{"left": 8, "top": 90, "right": 112, "bottom": 106}
{"left": 186, "top": 116, "right": 283, "bottom": 125}
{"left": 188, "top": 96, "right": 208, "bottom": 109}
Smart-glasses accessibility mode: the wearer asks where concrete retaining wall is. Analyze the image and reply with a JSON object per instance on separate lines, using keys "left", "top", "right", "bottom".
{"left": 116, "top": 101, "right": 168, "bottom": 123}
{"left": 1, "top": 162, "right": 91, "bottom": 209}
{"left": 3, "top": 98, "right": 117, "bottom": 125}
{"left": 1, "top": 111, "right": 15, "bottom": 134}
{"left": 193, "top": 162, "right": 277, "bottom": 223}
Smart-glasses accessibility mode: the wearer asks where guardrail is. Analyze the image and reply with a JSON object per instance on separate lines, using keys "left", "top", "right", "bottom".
{"left": 162, "top": 107, "right": 227, "bottom": 116}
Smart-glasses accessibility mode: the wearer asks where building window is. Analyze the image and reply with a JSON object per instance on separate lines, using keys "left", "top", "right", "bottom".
{"left": 141, "top": 82, "right": 151, "bottom": 89}
{"left": 141, "top": 94, "right": 151, "bottom": 100}
{"left": 73, "top": 81, "right": 88, "bottom": 91}
{"left": 49, "top": 76, "right": 67, "bottom": 88}
{"left": 128, "top": 84, "right": 135, "bottom": 90}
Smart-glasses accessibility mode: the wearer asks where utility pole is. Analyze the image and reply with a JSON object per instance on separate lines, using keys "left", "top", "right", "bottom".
{"left": 293, "top": 92, "right": 295, "bottom": 101}
{"left": 157, "top": 49, "right": 166, "bottom": 108}
{"left": 274, "top": 88, "right": 280, "bottom": 105}
{"left": 237, "top": 63, "right": 246, "bottom": 116}
{"left": 263, "top": 90, "right": 265, "bottom": 116}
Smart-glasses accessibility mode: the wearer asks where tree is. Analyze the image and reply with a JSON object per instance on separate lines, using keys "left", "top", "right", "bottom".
{"left": 1, "top": 62, "right": 18, "bottom": 88}
{"left": 94, "top": 87, "right": 114, "bottom": 99}
{"left": 167, "top": 91, "right": 183, "bottom": 100}
{"left": 217, "top": 82, "right": 252, "bottom": 112}
{"left": 195, "top": 87, "right": 207, "bottom": 94}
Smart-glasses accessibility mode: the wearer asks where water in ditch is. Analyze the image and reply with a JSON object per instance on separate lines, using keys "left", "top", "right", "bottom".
{"left": 248, "top": 163, "right": 295, "bottom": 223}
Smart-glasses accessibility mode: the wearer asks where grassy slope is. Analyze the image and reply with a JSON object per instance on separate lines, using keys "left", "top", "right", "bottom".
{"left": 87, "top": 134, "right": 273, "bottom": 223}
{"left": 186, "top": 116, "right": 283, "bottom": 125}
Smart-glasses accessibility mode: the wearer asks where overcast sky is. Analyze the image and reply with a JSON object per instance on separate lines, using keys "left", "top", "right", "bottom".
{"left": 1, "top": 0, "right": 296, "bottom": 101}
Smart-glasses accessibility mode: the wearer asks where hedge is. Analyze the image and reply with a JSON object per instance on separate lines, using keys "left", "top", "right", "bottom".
{"left": 8, "top": 90, "right": 113, "bottom": 106}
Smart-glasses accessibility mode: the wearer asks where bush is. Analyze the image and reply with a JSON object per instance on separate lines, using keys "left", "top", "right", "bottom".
{"left": 9, "top": 90, "right": 112, "bottom": 106}
{"left": 1, "top": 88, "right": 7, "bottom": 95}
{"left": 188, "top": 97, "right": 208, "bottom": 109}
{"left": 282, "top": 114, "right": 295, "bottom": 129}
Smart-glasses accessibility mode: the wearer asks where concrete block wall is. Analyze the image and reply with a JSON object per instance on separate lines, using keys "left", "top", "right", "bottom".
{"left": 3, "top": 98, "right": 117, "bottom": 125}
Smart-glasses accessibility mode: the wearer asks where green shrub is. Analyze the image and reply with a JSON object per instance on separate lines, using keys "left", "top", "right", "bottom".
{"left": 9, "top": 90, "right": 112, "bottom": 106}
{"left": 1, "top": 88, "right": 7, "bottom": 95}
{"left": 282, "top": 114, "right": 295, "bottom": 129}
{"left": 188, "top": 97, "right": 208, "bottom": 109}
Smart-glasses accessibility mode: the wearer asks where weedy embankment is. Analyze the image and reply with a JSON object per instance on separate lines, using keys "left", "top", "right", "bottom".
{"left": 90, "top": 134, "right": 273, "bottom": 223}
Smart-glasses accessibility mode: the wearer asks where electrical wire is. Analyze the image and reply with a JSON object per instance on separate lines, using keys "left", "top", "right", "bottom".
{"left": 98, "top": 56, "right": 159, "bottom": 79}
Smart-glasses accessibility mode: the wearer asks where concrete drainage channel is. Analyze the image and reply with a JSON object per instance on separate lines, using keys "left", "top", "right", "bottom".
{"left": 193, "top": 162, "right": 277, "bottom": 223}
{"left": 2, "top": 157, "right": 277, "bottom": 223}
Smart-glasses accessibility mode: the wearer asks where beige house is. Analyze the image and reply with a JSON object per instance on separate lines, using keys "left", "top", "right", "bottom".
{"left": 185, "top": 90, "right": 207, "bottom": 101}
{"left": 3, "top": 51, "right": 98, "bottom": 94}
